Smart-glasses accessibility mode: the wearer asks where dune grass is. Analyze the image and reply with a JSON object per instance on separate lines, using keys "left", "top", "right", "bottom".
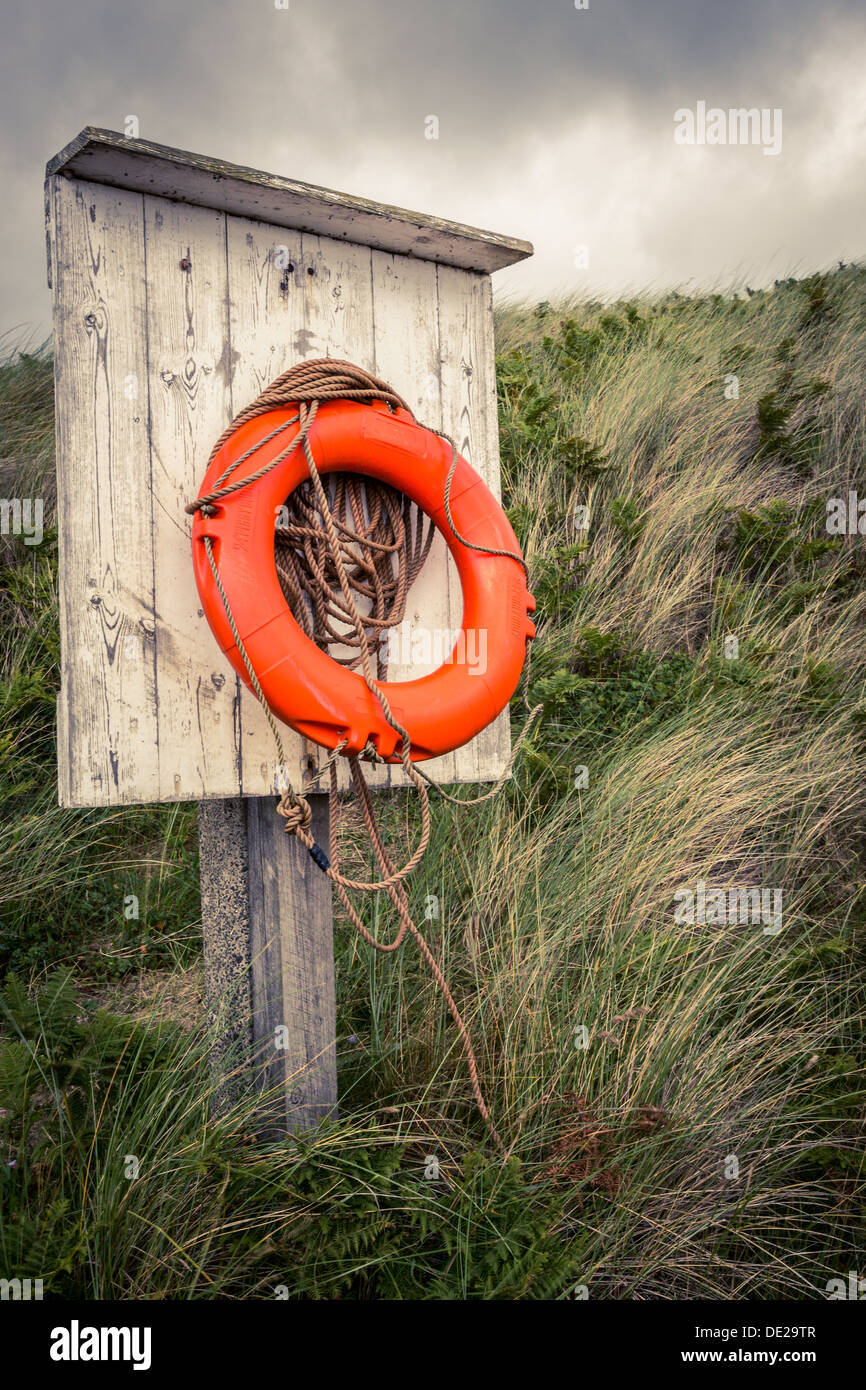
{"left": 0, "top": 267, "right": 864, "bottom": 1298}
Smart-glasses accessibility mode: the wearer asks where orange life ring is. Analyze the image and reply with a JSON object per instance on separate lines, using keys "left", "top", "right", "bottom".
{"left": 192, "top": 398, "right": 536, "bottom": 762}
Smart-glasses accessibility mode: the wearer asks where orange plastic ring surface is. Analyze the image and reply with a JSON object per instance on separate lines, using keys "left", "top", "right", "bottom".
{"left": 192, "top": 399, "right": 536, "bottom": 762}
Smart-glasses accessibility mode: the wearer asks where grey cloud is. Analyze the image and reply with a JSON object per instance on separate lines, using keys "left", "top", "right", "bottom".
{"left": 1, "top": 0, "right": 865, "bottom": 332}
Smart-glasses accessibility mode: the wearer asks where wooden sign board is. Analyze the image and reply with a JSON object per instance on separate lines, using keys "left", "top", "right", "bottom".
{"left": 45, "top": 129, "right": 532, "bottom": 809}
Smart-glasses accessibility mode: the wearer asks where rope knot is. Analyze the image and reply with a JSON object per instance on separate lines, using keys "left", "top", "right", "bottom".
{"left": 276, "top": 791, "right": 313, "bottom": 835}
{"left": 360, "top": 739, "right": 385, "bottom": 764}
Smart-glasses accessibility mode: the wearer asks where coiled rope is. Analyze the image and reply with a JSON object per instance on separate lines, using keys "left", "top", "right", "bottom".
{"left": 186, "top": 359, "right": 541, "bottom": 1148}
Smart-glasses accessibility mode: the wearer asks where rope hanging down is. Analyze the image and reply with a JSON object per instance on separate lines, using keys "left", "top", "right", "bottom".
{"left": 186, "top": 359, "right": 541, "bottom": 1149}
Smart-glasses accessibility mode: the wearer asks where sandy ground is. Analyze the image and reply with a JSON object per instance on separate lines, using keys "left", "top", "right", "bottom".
{"left": 89, "top": 962, "right": 205, "bottom": 1030}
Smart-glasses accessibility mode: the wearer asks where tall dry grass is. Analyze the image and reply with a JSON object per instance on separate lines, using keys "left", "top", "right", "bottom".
{"left": 1, "top": 270, "right": 864, "bottom": 1297}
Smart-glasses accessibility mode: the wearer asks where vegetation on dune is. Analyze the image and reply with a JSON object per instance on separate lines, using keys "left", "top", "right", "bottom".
{"left": 1, "top": 267, "right": 865, "bottom": 1298}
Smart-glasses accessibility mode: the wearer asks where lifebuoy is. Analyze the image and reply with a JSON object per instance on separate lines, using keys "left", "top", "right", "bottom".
{"left": 192, "top": 398, "right": 535, "bottom": 762}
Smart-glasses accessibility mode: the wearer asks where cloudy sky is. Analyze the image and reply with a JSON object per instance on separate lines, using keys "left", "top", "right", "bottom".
{"left": 2, "top": 0, "right": 865, "bottom": 338}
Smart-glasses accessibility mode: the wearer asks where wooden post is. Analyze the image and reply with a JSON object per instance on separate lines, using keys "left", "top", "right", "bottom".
{"left": 198, "top": 794, "right": 335, "bottom": 1133}
{"left": 45, "top": 127, "right": 532, "bottom": 1133}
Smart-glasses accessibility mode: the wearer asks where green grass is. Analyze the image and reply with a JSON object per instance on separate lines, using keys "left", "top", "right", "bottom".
{"left": 1, "top": 268, "right": 865, "bottom": 1298}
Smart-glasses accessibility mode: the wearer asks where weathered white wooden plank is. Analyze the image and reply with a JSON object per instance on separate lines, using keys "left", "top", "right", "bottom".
{"left": 51, "top": 176, "right": 160, "bottom": 805}
{"left": 438, "top": 269, "right": 503, "bottom": 500}
{"left": 143, "top": 196, "right": 243, "bottom": 801}
{"left": 299, "top": 231, "right": 376, "bottom": 369}
{"left": 437, "top": 266, "right": 511, "bottom": 778}
{"left": 292, "top": 231, "right": 380, "bottom": 794}
{"left": 370, "top": 250, "right": 460, "bottom": 785}
{"left": 48, "top": 128, "right": 533, "bottom": 275}
{"left": 224, "top": 216, "right": 316, "bottom": 797}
